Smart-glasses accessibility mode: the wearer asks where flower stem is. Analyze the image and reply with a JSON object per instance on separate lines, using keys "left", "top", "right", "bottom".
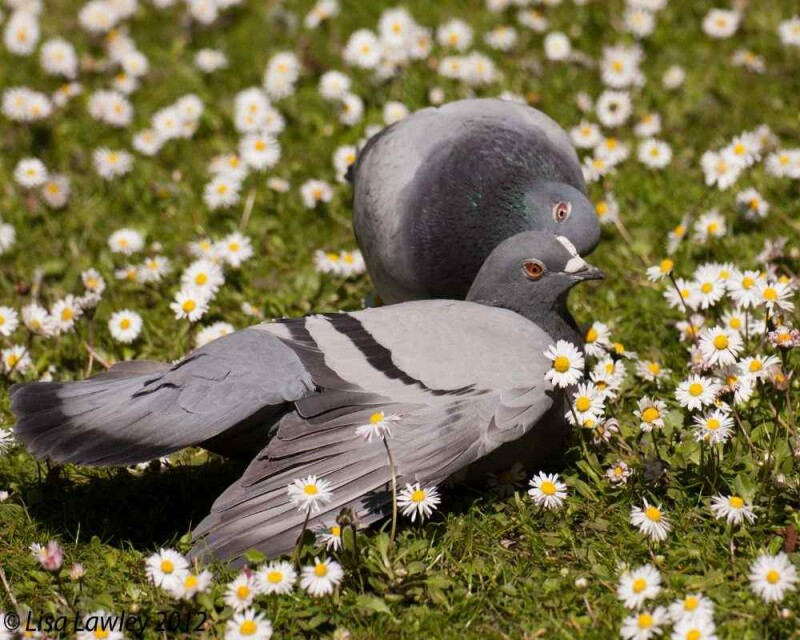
{"left": 293, "top": 509, "right": 311, "bottom": 568}
{"left": 382, "top": 436, "right": 398, "bottom": 546}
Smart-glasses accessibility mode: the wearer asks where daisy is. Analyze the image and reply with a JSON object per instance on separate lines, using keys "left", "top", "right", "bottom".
{"left": 710, "top": 494, "right": 756, "bottom": 525}
{"left": 582, "top": 321, "right": 612, "bottom": 358}
{"left": 40, "top": 37, "right": 78, "bottom": 78}
{"left": 727, "top": 269, "right": 761, "bottom": 308}
{"left": 13, "top": 157, "right": 48, "bottom": 188}
{"left": 635, "top": 360, "right": 670, "bottom": 385}
{"left": 624, "top": 7, "right": 656, "bottom": 39}
{"left": 667, "top": 217, "right": 689, "bottom": 253}
{"left": 181, "top": 259, "right": 225, "bottom": 295}
{"left": 383, "top": 101, "right": 409, "bottom": 125}
{"left": 398, "top": 483, "right": 441, "bottom": 522}
{"left": 543, "top": 340, "right": 585, "bottom": 388}
{"left": 756, "top": 280, "right": 795, "bottom": 313}
{"left": 300, "top": 557, "right": 344, "bottom": 597}
{"left": 484, "top": 25, "right": 517, "bottom": 51}
{"left": 638, "top": 139, "right": 672, "bottom": 169}
{"left": 145, "top": 548, "right": 189, "bottom": 592}
{"left": 333, "top": 145, "right": 357, "bottom": 182}
{"left": 748, "top": 552, "right": 798, "bottom": 603}
{"left": 701, "top": 151, "right": 741, "bottom": 191}
{"left": 487, "top": 462, "right": 527, "bottom": 496}
{"left": 662, "top": 65, "right": 686, "bottom": 89}
{"left": 582, "top": 155, "right": 611, "bottom": 183}
{"left": 595, "top": 137, "right": 630, "bottom": 166}
{"left": 646, "top": 258, "right": 674, "bottom": 282}
{"left": 691, "top": 409, "right": 734, "bottom": 444}
{"left": 668, "top": 593, "right": 714, "bottom": 624}
{"left": 436, "top": 18, "right": 472, "bottom": 51}
{"left": 596, "top": 90, "right": 632, "bottom": 128}
{"left": 108, "top": 228, "right": 144, "bottom": 255}
{"left": 287, "top": 475, "right": 334, "bottom": 514}
{"left": 224, "top": 573, "right": 257, "bottom": 611}
{"left": 606, "top": 461, "right": 632, "bottom": 485}
{"left": 93, "top": 148, "right": 132, "bottom": 179}
{"left": 620, "top": 606, "right": 667, "bottom": 640}
{"left": 617, "top": 564, "right": 661, "bottom": 609}
{"left": 137, "top": 255, "right": 172, "bottom": 283}
{"left": 543, "top": 31, "right": 571, "bottom": 61}
{"left": 778, "top": 16, "right": 800, "bottom": 47}
{"left": 196, "top": 321, "right": 235, "bottom": 348}
{"left": 40, "top": 174, "right": 71, "bottom": 208}
{"left": 736, "top": 188, "right": 769, "bottom": 220}
{"left": 195, "top": 48, "right": 228, "bottom": 73}
{"left": 225, "top": 608, "right": 273, "bottom": 640}
{"left": 318, "top": 70, "right": 351, "bottom": 101}
{"left": 204, "top": 175, "right": 241, "bottom": 210}
{"left": 769, "top": 325, "right": 800, "bottom": 349}
{"left": 75, "top": 611, "right": 124, "bottom": 640}
{"left": 671, "top": 618, "right": 718, "bottom": 640}
{"left": 739, "top": 354, "right": 780, "bottom": 382}
{"left": 355, "top": 411, "right": 400, "bottom": 442}
{"left": 316, "top": 522, "right": 343, "bottom": 551}
{"left": 725, "top": 133, "right": 761, "bottom": 168}
{"left": 217, "top": 231, "right": 254, "bottom": 269}
{"left": 21, "top": 303, "right": 52, "bottom": 335}
{"left": 108, "top": 310, "right": 142, "bottom": 343}
{"left": 594, "top": 193, "right": 620, "bottom": 225}
{"left": 50, "top": 295, "right": 83, "bottom": 334}
{"left": 634, "top": 397, "right": 666, "bottom": 432}
{"left": 664, "top": 278, "right": 700, "bottom": 311}
{"left": 692, "top": 210, "right": 727, "bottom": 243}
{"left": 254, "top": 560, "right": 297, "bottom": 595}
{"left": 168, "top": 569, "right": 214, "bottom": 600}
{"left": 693, "top": 266, "right": 727, "bottom": 308}
{"left": 567, "top": 382, "right": 605, "bottom": 427}
{"left": 300, "top": 179, "right": 333, "bottom": 209}
{"left": 702, "top": 8, "right": 740, "bottom": 39}
{"left": 0, "top": 307, "right": 19, "bottom": 337}
{"left": 570, "top": 120, "right": 602, "bottom": 149}
{"left": 527, "top": 471, "right": 567, "bottom": 510}
{"left": 343, "top": 29, "right": 382, "bottom": 68}
{"left": 305, "top": 0, "right": 339, "bottom": 28}
{"left": 2, "top": 345, "right": 32, "bottom": 374}
{"left": 698, "top": 327, "right": 743, "bottom": 366}
{"left": 635, "top": 113, "right": 662, "bottom": 138}
{"left": 170, "top": 288, "right": 210, "bottom": 322}
{"left": 338, "top": 92, "right": 364, "bottom": 126}
{"left": 630, "top": 500, "right": 671, "bottom": 542}
{"left": 4, "top": 10, "right": 40, "bottom": 56}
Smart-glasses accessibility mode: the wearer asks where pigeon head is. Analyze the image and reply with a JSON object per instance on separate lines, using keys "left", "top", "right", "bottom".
{"left": 466, "top": 231, "right": 604, "bottom": 342}
{"left": 524, "top": 182, "right": 601, "bottom": 257}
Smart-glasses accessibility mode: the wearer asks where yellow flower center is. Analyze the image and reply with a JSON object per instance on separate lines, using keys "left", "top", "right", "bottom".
{"left": 94, "top": 631, "right": 109, "bottom": 640}
{"left": 119, "top": 318, "right": 131, "bottom": 330}
{"left": 411, "top": 489, "right": 426, "bottom": 503}
{"left": 673, "top": 224, "right": 686, "bottom": 237}
{"left": 647, "top": 362, "right": 661, "bottom": 375}
{"left": 254, "top": 140, "right": 266, "bottom": 151}
{"left": 706, "top": 418, "right": 720, "bottom": 431}
{"left": 540, "top": 480, "right": 557, "bottom": 495}
{"left": 713, "top": 334, "right": 729, "bottom": 350}
{"left": 585, "top": 327, "right": 598, "bottom": 343}
{"left": 688, "top": 383, "right": 703, "bottom": 396}
{"left": 217, "top": 184, "right": 228, "bottom": 194}
{"left": 686, "top": 630, "right": 701, "bottom": 640}
{"left": 642, "top": 407, "right": 660, "bottom": 422}
{"left": 707, "top": 222, "right": 718, "bottom": 234}
{"left": 369, "top": 412, "right": 384, "bottom": 424}
{"left": 182, "top": 300, "right": 196, "bottom": 313}
{"left": 729, "top": 317, "right": 741, "bottom": 329}
{"left": 239, "top": 620, "right": 257, "bottom": 636}
{"left": 645, "top": 506, "right": 661, "bottom": 522}
{"left": 575, "top": 396, "right": 591, "bottom": 412}
{"left": 637, "top": 613, "right": 652, "bottom": 629}
{"left": 314, "top": 563, "right": 328, "bottom": 577}
{"left": 161, "top": 559, "right": 174, "bottom": 574}
{"left": 701, "top": 282, "right": 713, "bottom": 294}
{"left": 330, "top": 525, "right": 341, "bottom": 537}
{"left": 267, "top": 571, "right": 283, "bottom": 583}
{"left": 613, "top": 343, "right": 624, "bottom": 354}
{"left": 632, "top": 578, "right": 647, "bottom": 593}
{"left": 660, "top": 259, "right": 673, "bottom": 273}
{"left": 553, "top": 356, "right": 570, "bottom": 373}
{"left": 184, "top": 574, "right": 198, "bottom": 589}
{"left": 61, "top": 308, "right": 74, "bottom": 322}
{"left": 729, "top": 496, "right": 744, "bottom": 509}
{"left": 236, "top": 585, "right": 250, "bottom": 599}
{"left": 595, "top": 201, "right": 608, "bottom": 216}
{"left": 763, "top": 287, "right": 778, "bottom": 301}
{"left": 766, "top": 569, "right": 780, "bottom": 584}
{"left": 303, "top": 484, "right": 319, "bottom": 495}
{"left": 195, "top": 273, "right": 208, "bottom": 285}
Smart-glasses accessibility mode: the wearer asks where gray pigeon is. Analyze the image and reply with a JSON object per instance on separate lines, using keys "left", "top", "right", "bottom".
{"left": 10, "top": 232, "right": 603, "bottom": 562}
{"left": 350, "top": 98, "right": 601, "bottom": 303}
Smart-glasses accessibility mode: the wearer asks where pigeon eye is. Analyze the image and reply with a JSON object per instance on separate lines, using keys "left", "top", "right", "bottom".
{"left": 522, "top": 260, "right": 545, "bottom": 280}
{"left": 553, "top": 201, "right": 572, "bottom": 222}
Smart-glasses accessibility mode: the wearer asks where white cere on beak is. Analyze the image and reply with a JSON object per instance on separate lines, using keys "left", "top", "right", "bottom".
{"left": 556, "top": 236, "right": 580, "bottom": 257}
{"left": 564, "top": 256, "right": 588, "bottom": 273}
{"left": 557, "top": 236, "right": 587, "bottom": 273}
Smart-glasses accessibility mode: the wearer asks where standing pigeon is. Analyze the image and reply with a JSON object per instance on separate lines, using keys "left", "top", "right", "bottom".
{"left": 350, "top": 98, "right": 601, "bottom": 303}
{"left": 10, "top": 232, "right": 603, "bottom": 562}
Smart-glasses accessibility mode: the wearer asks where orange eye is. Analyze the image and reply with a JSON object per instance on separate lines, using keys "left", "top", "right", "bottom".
{"left": 553, "top": 201, "right": 572, "bottom": 222}
{"left": 522, "top": 260, "right": 545, "bottom": 280}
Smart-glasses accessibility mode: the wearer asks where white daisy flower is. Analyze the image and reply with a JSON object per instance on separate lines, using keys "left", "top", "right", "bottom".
{"left": 617, "top": 564, "right": 662, "bottom": 609}
{"left": 343, "top": 29, "right": 382, "bottom": 68}
{"left": 668, "top": 592, "right": 714, "bottom": 624}
{"left": 2, "top": 345, "right": 32, "bottom": 374}
{"left": 203, "top": 175, "right": 241, "bottom": 210}
{"left": 4, "top": 10, "right": 40, "bottom": 56}
{"left": 692, "top": 210, "right": 727, "bottom": 243}
{"left": 594, "top": 193, "right": 620, "bottom": 225}
{"left": 397, "top": 482, "right": 441, "bottom": 522}
{"left": 108, "top": 228, "right": 144, "bottom": 255}
{"left": 300, "top": 557, "right": 344, "bottom": 597}
{"left": 316, "top": 522, "right": 343, "bottom": 552}
{"left": 701, "top": 151, "right": 741, "bottom": 191}
{"left": 75, "top": 610, "right": 124, "bottom": 640}
{"left": 736, "top": 188, "right": 769, "bottom": 220}
{"left": 300, "top": 179, "right": 333, "bottom": 209}
{"left": 570, "top": 120, "right": 603, "bottom": 149}
{"left": 196, "top": 321, "right": 235, "bottom": 348}
{"left": 676, "top": 375, "right": 720, "bottom": 411}
{"left": 698, "top": 326, "right": 743, "bottom": 366}
{"left": 145, "top": 548, "right": 189, "bottom": 592}
{"left": 748, "top": 552, "right": 798, "bottom": 603}
{"left": 50, "top": 295, "right": 83, "bottom": 334}
{"left": 638, "top": 138, "right": 672, "bottom": 169}
{"left": 596, "top": 90, "right": 632, "bottom": 128}
{"left": 40, "top": 174, "right": 71, "bottom": 208}
{"left": 634, "top": 397, "right": 667, "bottom": 432}
{"left": 355, "top": 411, "right": 400, "bottom": 442}
{"left": 194, "top": 48, "right": 228, "bottom": 73}
{"left": 93, "top": 148, "right": 133, "bottom": 179}
{"left": 181, "top": 258, "right": 225, "bottom": 295}
{"left": 582, "top": 321, "right": 612, "bottom": 358}
{"left": 702, "top": 8, "right": 740, "bottom": 39}
{"left": 224, "top": 608, "right": 272, "bottom": 640}
{"left": 543, "top": 31, "right": 571, "bottom": 61}
{"left": 662, "top": 64, "right": 686, "bottom": 89}
{"left": 692, "top": 408, "right": 734, "bottom": 445}
{"left": 170, "top": 288, "right": 210, "bottom": 322}
{"left": 108, "top": 309, "right": 142, "bottom": 344}
{"left": 567, "top": 382, "right": 605, "bottom": 427}
{"left": 646, "top": 258, "right": 674, "bottom": 282}
{"left": 216, "top": 231, "right": 254, "bottom": 268}
{"left": 606, "top": 461, "right": 632, "bottom": 485}
{"left": 224, "top": 573, "right": 257, "bottom": 611}
{"left": 620, "top": 606, "right": 667, "bottom": 640}
{"left": 254, "top": 560, "right": 297, "bottom": 595}
{"left": 287, "top": 475, "right": 334, "bottom": 514}
{"left": 167, "top": 569, "right": 214, "bottom": 601}
{"left": 709, "top": 494, "right": 756, "bottom": 525}
{"left": 543, "top": 340, "right": 585, "bottom": 388}
{"left": 0, "top": 306, "right": 19, "bottom": 337}
{"left": 756, "top": 280, "right": 794, "bottom": 313}
{"left": 630, "top": 500, "right": 671, "bottom": 541}
{"left": 527, "top": 471, "right": 567, "bottom": 510}
{"left": 436, "top": 18, "right": 472, "bottom": 51}
{"left": 778, "top": 16, "right": 800, "bottom": 47}
{"left": 671, "top": 617, "right": 718, "bottom": 640}
{"left": 13, "top": 157, "right": 48, "bottom": 188}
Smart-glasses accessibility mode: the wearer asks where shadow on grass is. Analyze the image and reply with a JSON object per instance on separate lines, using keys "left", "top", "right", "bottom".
{"left": 20, "top": 457, "right": 247, "bottom": 549}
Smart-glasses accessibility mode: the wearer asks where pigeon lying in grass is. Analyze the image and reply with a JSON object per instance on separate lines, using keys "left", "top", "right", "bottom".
{"left": 350, "top": 98, "right": 601, "bottom": 303}
{"left": 11, "top": 231, "right": 603, "bottom": 562}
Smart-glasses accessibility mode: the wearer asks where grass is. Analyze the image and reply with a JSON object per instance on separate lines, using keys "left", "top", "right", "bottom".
{"left": 1, "top": 0, "right": 799, "bottom": 637}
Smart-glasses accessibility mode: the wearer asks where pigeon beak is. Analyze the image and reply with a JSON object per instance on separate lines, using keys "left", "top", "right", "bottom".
{"left": 574, "top": 264, "right": 605, "bottom": 281}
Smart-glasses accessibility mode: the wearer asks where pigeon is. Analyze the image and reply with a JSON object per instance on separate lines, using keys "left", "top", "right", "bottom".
{"left": 10, "top": 232, "right": 603, "bottom": 562}
{"left": 350, "top": 98, "right": 601, "bottom": 303}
